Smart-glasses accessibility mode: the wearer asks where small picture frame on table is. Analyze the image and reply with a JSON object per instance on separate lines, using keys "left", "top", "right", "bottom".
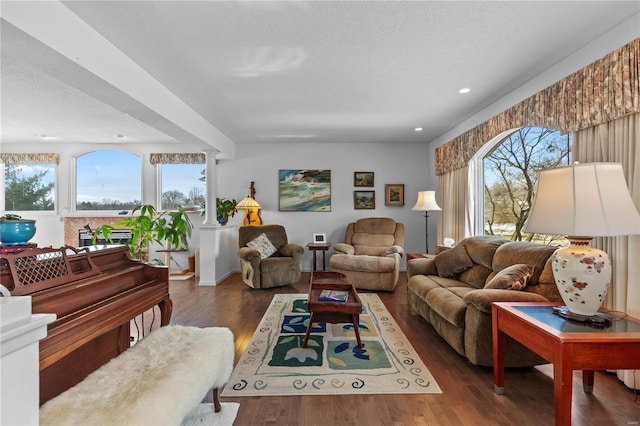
{"left": 385, "top": 184, "right": 404, "bottom": 206}
{"left": 312, "top": 233, "right": 327, "bottom": 244}
{"left": 354, "top": 172, "right": 374, "bottom": 187}
{"left": 354, "top": 191, "right": 375, "bottom": 209}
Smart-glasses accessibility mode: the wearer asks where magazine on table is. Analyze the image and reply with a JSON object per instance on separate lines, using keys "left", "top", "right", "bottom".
{"left": 318, "top": 289, "right": 349, "bottom": 302}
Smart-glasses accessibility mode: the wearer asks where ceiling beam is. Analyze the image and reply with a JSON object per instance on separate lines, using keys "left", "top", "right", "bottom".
{"left": 0, "top": 1, "right": 235, "bottom": 157}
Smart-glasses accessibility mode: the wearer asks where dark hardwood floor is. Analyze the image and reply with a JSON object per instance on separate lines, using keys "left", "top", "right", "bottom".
{"left": 145, "top": 272, "right": 639, "bottom": 425}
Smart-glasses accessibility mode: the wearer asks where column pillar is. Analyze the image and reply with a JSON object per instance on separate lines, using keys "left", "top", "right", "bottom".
{"left": 199, "top": 149, "right": 219, "bottom": 285}
{"left": 202, "top": 149, "right": 218, "bottom": 225}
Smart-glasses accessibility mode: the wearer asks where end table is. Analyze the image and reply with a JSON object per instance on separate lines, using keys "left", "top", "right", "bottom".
{"left": 492, "top": 302, "right": 640, "bottom": 426}
{"left": 406, "top": 253, "right": 436, "bottom": 261}
{"left": 306, "top": 242, "right": 331, "bottom": 271}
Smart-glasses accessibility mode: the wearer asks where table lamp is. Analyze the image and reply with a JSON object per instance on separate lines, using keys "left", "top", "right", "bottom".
{"left": 524, "top": 162, "right": 640, "bottom": 318}
{"left": 411, "top": 190, "right": 441, "bottom": 253}
{"left": 236, "top": 196, "right": 262, "bottom": 225}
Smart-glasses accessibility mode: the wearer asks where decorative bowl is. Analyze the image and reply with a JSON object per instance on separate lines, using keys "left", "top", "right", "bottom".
{"left": 0, "top": 219, "right": 37, "bottom": 245}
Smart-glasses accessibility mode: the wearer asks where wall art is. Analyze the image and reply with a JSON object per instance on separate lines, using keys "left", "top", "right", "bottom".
{"left": 354, "top": 172, "right": 374, "bottom": 187}
{"left": 385, "top": 184, "right": 404, "bottom": 206}
{"left": 279, "top": 169, "right": 331, "bottom": 211}
{"left": 354, "top": 190, "right": 375, "bottom": 209}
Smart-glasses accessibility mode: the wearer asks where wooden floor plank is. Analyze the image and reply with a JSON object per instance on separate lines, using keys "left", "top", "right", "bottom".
{"left": 143, "top": 272, "right": 640, "bottom": 425}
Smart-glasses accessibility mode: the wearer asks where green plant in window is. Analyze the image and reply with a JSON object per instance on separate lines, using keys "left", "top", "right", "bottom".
{"left": 93, "top": 204, "right": 193, "bottom": 262}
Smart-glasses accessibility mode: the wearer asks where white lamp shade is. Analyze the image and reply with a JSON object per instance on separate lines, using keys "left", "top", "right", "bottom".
{"left": 411, "top": 191, "right": 441, "bottom": 212}
{"left": 524, "top": 162, "right": 640, "bottom": 237}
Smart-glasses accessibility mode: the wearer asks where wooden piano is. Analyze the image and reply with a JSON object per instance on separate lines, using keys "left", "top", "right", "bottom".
{"left": 0, "top": 245, "right": 172, "bottom": 404}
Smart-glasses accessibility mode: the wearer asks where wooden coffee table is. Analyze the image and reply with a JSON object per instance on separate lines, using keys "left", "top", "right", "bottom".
{"left": 303, "top": 271, "right": 363, "bottom": 348}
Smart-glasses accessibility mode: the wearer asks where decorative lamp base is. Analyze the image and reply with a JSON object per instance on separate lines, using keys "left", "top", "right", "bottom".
{"left": 243, "top": 208, "right": 262, "bottom": 226}
{"left": 552, "top": 237, "right": 611, "bottom": 317}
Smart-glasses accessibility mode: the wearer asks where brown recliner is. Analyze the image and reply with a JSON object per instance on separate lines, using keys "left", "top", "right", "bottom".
{"left": 329, "top": 217, "right": 405, "bottom": 291}
{"left": 237, "top": 224, "right": 304, "bottom": 289}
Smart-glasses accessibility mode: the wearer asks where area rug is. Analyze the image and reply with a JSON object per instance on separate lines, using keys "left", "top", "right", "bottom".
{"left": 182, "top": 402, "right": 239, "bottom": 426}
{"left": 221, "top": 293, "right": 441, "bottom": 396}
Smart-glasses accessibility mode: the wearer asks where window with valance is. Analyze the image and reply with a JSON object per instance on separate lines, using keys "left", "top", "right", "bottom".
{"left": 1, "top": 153, "right": 58, "bottom": 212}
{"left": 151, "top": 153, "right": 206, "bottom": 210}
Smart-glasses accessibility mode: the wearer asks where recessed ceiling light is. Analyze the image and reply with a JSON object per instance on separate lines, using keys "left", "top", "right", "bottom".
{"left": 414, "top": 127, "right": 423, "bottom": 132}
{"left": 115, "top": 134, "right": 126, "bottom": 139}
{"left": 40, "top": 134, "right": 56, "bottom": 140}
{"left": 458, "top": 87, "right": 471, "bottom": 94}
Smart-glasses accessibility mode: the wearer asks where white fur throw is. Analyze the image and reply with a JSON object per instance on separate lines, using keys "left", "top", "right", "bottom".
{"left": 40, "top": 326, "right": 234, "bottom": 426}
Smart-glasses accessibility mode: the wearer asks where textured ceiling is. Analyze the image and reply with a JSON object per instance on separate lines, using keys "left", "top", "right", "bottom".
{"left": 1, "top": 1, "right": 638, "bottom": 154}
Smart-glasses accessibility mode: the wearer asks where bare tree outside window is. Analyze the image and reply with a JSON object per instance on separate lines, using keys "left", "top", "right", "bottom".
{"left": 484, "top": 127, "right": 571, "bottom": 243}
{"left": 160, "top": 164, "right": 205, "bottom": 211}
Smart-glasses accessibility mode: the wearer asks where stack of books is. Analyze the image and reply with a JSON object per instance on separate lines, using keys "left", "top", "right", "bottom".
{"left": 318, "top": 289, "right": 349, "bottom": 302}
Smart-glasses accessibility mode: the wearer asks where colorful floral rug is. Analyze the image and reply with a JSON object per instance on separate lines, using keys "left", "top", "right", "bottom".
{"left": 221, "top": 293, "right": 441, "bottom": 396}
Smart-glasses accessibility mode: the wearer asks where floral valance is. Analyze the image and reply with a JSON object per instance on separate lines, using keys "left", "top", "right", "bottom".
{"left": 435, "top": 38, "right": 639, "bottom": 175}
{"left": 0, "top": 153, "right": 60, "bottom": 164}
{"left": 149, "top": 153, "right": 206, "bottom": 164}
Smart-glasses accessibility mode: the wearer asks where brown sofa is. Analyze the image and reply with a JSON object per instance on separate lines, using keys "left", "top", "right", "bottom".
{"left": 329, "top": 217, "right": 404, "bottom": 291}
{"left": 407, "top": 235, "right": 562, "bottom": 367}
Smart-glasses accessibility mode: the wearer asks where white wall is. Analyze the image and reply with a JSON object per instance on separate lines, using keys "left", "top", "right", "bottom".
{"left": 216, "top": 142, "right": 433, "bottom": 270}
{"left": 4, "top": 140, "right": 434, "bottom": 274}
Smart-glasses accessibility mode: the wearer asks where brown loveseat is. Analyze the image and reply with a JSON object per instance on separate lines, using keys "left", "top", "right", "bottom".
{"left": 330, "top": 217, "right": 404, "bottom": 291}
{"left": 407, "top": 235, "right": 562, "bottom": 367}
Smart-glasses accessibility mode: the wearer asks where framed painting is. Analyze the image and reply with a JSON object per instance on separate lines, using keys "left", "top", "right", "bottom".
{"left": 385, "top": 184, "right": 404, "bottom": 206}
{"left": 279, "top": 169, "right": 331, "bottom": 211}
{"left": 354, "top": 172, "right": 374, "bottom": 187}
{"left": 354, "top": 190, "right": 375, "bottom": 209}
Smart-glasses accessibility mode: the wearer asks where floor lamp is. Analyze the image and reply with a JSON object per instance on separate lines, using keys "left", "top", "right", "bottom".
{"left": 412, "top": 190, "right": 441, "bottom": 253}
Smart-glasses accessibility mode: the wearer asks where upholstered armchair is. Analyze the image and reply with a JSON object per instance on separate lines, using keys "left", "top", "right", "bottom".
{"left": 237, "top": 225, "right": 304, "bottom": 289}
{"left": 329, "top": 217, "right": 405, "bottom": 291}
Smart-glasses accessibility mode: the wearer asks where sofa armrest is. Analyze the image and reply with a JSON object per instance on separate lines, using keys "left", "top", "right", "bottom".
{"left": 237, "top": 246, "right": 261, "bottom": 262}
{"left": 406, "top": 258, "right": 437, "bottom": 278}
{"left": 463, "top": 289, "right": 550, "bottom": 314}
{"left": 334, "top": 243, "right": 355, "bottom": 255}
{"left": 384, "top": 245, "right": 405, "bottom": 257}
{"left": 279, "top": 243, "right": 305, "bottom": 258}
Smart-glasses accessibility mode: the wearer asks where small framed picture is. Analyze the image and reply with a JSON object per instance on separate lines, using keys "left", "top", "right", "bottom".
{"left": 354, "top": 172, "right": 374, "bottom": 187}
{"left": 354, "top": 190, "right": 375, "bottom": 209}
{"left": 385, "top": 184, "right": 404, "bottom": 206}
{"left": 313, "top": 233, "right": 327, "bottom": 244}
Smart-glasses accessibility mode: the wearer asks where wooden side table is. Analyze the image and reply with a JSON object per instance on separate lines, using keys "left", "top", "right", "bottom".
{"left": 406, "top": 253, "right": 436, "bottom": 261}
{"left": 306, "top": 242, "right": 331, "bottom": 271}
{"left": 492, "top": 302, "right": 640, "bottom": 426}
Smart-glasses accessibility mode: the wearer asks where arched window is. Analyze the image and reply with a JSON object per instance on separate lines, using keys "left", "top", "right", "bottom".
{"left": 76, "top": 150, "right": 142, "bottom": 211}
{"left": 470, "top": 127, "right": 571, "bottom": 243}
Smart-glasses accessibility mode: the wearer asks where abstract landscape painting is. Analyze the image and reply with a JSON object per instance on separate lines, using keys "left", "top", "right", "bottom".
{"left": 279, "top": 170, "right": 331, "bottom": 211}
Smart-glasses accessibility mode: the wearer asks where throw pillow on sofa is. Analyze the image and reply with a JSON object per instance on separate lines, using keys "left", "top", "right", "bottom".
{"left": 434, "top": 244, "right": 473, "bottom": 278}
{"left": 247, "top": 233, "right": 277, "bottom": 259}
{"left": 484, "top": 263, "right": 533, "bottom": 290}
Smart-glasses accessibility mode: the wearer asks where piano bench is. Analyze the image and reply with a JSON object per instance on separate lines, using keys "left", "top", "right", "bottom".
{"left": 39, "top": 325, "right": 235, "bottom": 426}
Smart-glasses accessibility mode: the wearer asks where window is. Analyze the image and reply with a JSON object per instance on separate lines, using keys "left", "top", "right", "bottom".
{"left": 160, "top": 164, "right": 205, "bottom": 210}
{"left": 3, "top": 162, "right": 55, "bottom": 211}
{"left": 481, "top": 127, "right": 571, "bottom": 242}
{"left": 76, "top": 150, "right": 142, "bottom": 210}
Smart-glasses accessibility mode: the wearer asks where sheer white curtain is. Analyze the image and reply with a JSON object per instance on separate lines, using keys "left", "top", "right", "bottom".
{"left": 573, "top": 112, "right": 639, "bottom": 389}
{"left": 437, "top": 166, "right": 468, "bottom": 247}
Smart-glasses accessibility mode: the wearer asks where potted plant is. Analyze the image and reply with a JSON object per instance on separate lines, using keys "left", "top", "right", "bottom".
{"left": 0, "top": 214, "right": 36, "bottom": 245}
{"left": 93, "top": 205, "right": 193, "bottom": 263}
{"left": 215, "top": 198, "right": 237, "bottom": 226}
